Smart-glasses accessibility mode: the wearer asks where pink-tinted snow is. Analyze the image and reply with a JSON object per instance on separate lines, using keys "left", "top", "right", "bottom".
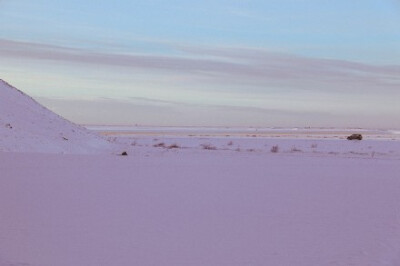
{"left": 0, "top": 79, "right": 114, "bottom": 154}
{"left": 1, "top": 79, "right": 400, "bottom": 266}
{"left": 1, "top": 151, "right": 400, "bottom": 266}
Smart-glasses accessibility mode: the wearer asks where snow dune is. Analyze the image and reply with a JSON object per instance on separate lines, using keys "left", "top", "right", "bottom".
{"left": 0, "top": 79, "right": 114, "bottom": 154}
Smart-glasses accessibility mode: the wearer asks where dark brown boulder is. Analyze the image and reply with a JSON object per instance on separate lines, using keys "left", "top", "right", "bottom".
{"left": 347, "top": 134, "right": 362, "bottom": 140}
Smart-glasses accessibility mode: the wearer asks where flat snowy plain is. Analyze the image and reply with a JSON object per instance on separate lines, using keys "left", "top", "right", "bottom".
{"left": 2, "top": 79, "right": 400, "bottom": 266}
{"left": 1, "top": 130, "right": 400, "bottom": 266}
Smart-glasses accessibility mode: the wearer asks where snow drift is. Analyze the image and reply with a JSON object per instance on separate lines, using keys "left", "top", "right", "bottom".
{"left": 0, "top": 79, "right": 113, "bottom": 153}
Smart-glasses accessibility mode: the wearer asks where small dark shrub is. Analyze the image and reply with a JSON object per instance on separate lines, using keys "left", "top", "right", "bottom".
{"left": 270, "top": 145, "right": 279, "bottom": 153}
{"left": 291, "top": 146, "right": 302, "bottom": 152}
{"left": 153, "top": 142, "right": 166, "bottom": 148}
{"left": 167, "top": 144, "right": 180, "bottom": 149}
{"left": 201, "top": 144, "right": 217, "bottom": 150}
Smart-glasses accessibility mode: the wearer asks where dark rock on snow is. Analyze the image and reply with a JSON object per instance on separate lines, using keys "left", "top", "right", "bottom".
{"left": 347, "top": 134, "right": 362, "bottom": 140}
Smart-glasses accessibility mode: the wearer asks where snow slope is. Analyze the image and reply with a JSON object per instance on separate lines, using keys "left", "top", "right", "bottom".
{"left": 0, "top": 79, "right": 114, "bottom": 153}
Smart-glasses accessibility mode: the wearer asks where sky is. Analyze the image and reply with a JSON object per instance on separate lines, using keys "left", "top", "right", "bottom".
{"left": 1, "top": 0, "right": 399, "bottom": 128}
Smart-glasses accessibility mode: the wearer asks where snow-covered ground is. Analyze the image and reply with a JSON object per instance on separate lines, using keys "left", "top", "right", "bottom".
{"left": 87, "top": 125, "right": 400, "bottom": 141}
{"left": 1, "top": 80, "right": 400, "bottom": 265}
{"left": 1, "top": 147, "right": 400, "bottom": 266}
{"left": 0, "top": 79, "right": 115, "bottom": 154}
{"left": 105, "top": 134, "right": 400, "bottom": 160}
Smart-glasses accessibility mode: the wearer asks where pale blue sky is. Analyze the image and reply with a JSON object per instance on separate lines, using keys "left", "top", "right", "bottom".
{"left": 1, "top": 1, "right": 399, "bottom": 128}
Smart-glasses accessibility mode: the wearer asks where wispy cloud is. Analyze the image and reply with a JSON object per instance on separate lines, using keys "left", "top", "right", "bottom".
{"left": 1, "top": 38, "right": 399, "bottom": 94}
